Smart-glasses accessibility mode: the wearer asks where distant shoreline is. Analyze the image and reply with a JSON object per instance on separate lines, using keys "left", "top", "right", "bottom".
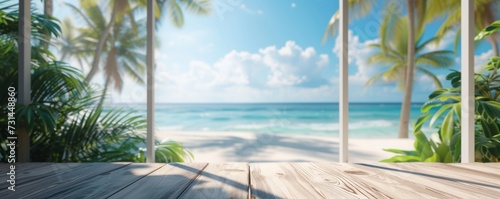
{"left": 102, "top": 103, "right": 428, "bottom": 138}
{"left": 105, "top": 102, "right": 427, "bottom": 105}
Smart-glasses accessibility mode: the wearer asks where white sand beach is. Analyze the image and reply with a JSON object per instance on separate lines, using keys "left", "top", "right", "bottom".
{"left": 157, "top": 131, "right": 415, "bottom": 163}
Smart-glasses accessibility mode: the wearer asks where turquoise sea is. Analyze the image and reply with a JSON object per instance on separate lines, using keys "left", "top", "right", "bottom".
{"left": 105, "top": 103, "right": 429, "bottom": 138}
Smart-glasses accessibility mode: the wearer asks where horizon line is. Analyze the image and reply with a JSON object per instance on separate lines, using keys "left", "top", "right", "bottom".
{"left": 105, "top": 102, "right": 427, "bottom": 104}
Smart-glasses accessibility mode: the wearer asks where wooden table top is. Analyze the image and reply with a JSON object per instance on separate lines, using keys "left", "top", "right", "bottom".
{"left": 1, "top": 162, "right": 499, "bottom": 198}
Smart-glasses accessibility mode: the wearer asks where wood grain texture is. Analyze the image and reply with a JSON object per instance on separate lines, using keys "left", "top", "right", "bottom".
{"left": 289, "top": 162, "right": 387, "bottom": 199}
{"left": 0, "top": 163, "right": 82, "bottom": 189}
{"left": 446, "top": 163, "right": 500, "bottom": 182}
{"left": 179, "top": 162, "right": 249, "bottom": 199}
{"left": 328, "top": 163, "right": 457, "bottom": 199}
{"left": 2, "top": 162, "right": 130, "bottom": 198}
{"left": 480, "top": 162, "right": 500, "bottom": 169}
{"left": 0, "top": 163, "right": 64, "bottom": 187}
{"left": 0, "top": 162, "right": 52, "bottom": 174}
{"left": 364, "top": 163, "right": 500, "bottom": 198}
{"left": 2, "top": 162, "right": 500, "bottom": 198}
{"left": 108, "top": 163, "right": 207, "bottom": 199}
{"left": 250, "top": 162, "right": 334, "bottom": 199}
{"left": 27, "top": 163, "right": 164, "bottom": 198}
{"left": 392, "top": 163, "right": 500, "bottom": 187}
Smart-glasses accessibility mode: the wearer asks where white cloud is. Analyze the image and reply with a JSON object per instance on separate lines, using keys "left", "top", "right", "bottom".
{"left": 333, "top": 30, "right": 380, "bottom": 85}
{"left": 291, "top": 3, "right": 296, "bottom": 8}
{"left": 114, "top": 41, "right": 333, "bottom": 103}
{"left": 424, "top": 30, "right": 456, "bottom": 52}
{"left": 144, "top": 41, "right": 331, "bottom": 95}
{"left": 260, "top": 41, "right": 329, "bottom": 87}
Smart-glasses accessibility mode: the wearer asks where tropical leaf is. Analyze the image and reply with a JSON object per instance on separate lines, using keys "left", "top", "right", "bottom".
{"left": 322, "top": 0, "right": 376, "bottom": 41}
{"left": 440, "top": 111, "right": 455, "bottom": 146}
{"left": 383, "top": 148, "right": 418, "bottom": 156}
{"left": 475, "top": 20, "right": 500, "bottom": 41}
{"left": 380, "top": 155, "right": 420, "bottom": 162}
{"left": 168, "top": 0, "right": 184, "bottom": 28}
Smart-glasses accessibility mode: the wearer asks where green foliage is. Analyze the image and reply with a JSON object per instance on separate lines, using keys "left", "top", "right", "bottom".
{"left": 383, "top": 21, "right": 500, "bottom": 163}
{"left": 475, "top": 21, "right": 500, "bottom": 41}
{"left": 158, "top": 0, "right": 211, "bottom": 33}
{"left": 0, "top": 2, "right": 192, "bottom": 163}
{"left": 322, "top": 0, "right": 376, "bottom": 42}
{"left": 426, "top": 0, "right": 499, "bottom": 54}
{"left": 366, "top": 11, "right": 454, "bottom": 90}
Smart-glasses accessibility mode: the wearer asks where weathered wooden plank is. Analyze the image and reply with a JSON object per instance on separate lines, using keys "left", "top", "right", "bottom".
{"left": 2, "top": 163, "right": 130, "bottom": 198}
{"left": 108, "top": 163, "right": 207, "bottom": 199}
{"left": 23, "top": 163, "right": 165, "bottom": 198}
{"left": 363, "top": 163, "right": 500, "bottom": 198}
{"left": 481, "top": 163, "right": 500, "bottom": 169}
{"left": 250, "top": 163, "right": 330, "bottom": 199}
{"left": 0, "top": 163, "right": 8, "bottom": 173}
{"left": 179, "top": 163, "right": 249, "bottom": 199}
{"left": 0, "top": 162, "right": 52, "bottom": 174}
{"left": 391, "top": 163, "right": 500, "bottom": 187}
{"left": 289, "top": 162, "right": 387, "bottom": 199}
{"left": 328, "top": 163, "right": 459, "bottom": 198}
{"left": 447, "top": 163, "right": 500, "bottom": 179}
{"left": 0, "top": 163, "right": 82, "bottom": 188}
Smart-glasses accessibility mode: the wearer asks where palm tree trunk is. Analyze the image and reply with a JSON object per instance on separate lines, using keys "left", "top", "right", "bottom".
{"left": 487, "top": 37, "right": 499, "bottom": 56}
{"left": 42, "top": 0, "right": 53, "bottom": 49}
{"left": 86, "top": 1, "right": 118, "bottom": 82}
{"left": 483, "top": 2, "right": 499, "bottom": 57}
{"left": 398, "top": 0, "right": 416, "bottom": 138}
{"left": 98, "top": 77, "right": 111, "bottom": 107}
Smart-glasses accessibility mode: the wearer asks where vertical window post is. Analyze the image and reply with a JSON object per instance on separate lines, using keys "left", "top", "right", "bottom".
{"left": 146, "top": 0, "right": 155, "bottom": 163}
{"left": 461, "top": 0, "right": 474, "bottom": 163}
{"left": 18, "top": 0, "right": 31, "bottom": 163}
{"left": 339, "top": 0, "right": 348, "bottom": 163}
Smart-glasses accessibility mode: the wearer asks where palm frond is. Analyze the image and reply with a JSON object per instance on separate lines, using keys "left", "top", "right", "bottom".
{"left": 322, "top": 0, "right": 375, "bottom": 42}
{"left": 168, "top": 0, "right": 184, "bottom": 28}
{"left": 415, "top": 37, "right": 438, "bottom": 53}
{"left": 366, "top": 51, "right": 403, "bottom": 65}
{"left": 416, "top": 50, "right": 455, "bottom": 68}
{"left": 180, "top": 0, "right": 211, "bottom": 15}
{"left": 417, "top": 67, "right": 443, "bottom": 88}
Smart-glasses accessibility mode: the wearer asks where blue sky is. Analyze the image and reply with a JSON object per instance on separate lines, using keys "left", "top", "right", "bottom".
{"left": 42, "top": 0, "right": 496, "bottom": 103}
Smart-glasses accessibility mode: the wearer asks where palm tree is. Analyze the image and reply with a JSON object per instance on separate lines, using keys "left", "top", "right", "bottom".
{"left": 56, "top": 19, "right": 92, "bottom": 69}
{"left": 426, "top": 0, "right": 500, "bottom": 56}
{"left": 399, "top": 0, "right": 416, "bottom": 138}
{"left": 84, "top": 0, "right": 211, "bottom": 83}
{"left": 40, "top": 0, "right": 53, "bottom": 49}
{"left": 366, "top": 11, "right": 455, "bottom": 121}
{"left": 324, "top": 0, "right": 428, "bottom": 138}
{"left": 67, "top": 1, "right": 148, "bottom": 106}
